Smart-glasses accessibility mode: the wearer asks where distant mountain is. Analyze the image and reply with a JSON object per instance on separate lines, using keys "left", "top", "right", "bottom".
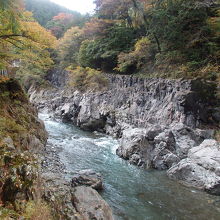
{"left": 25, "top": 0, "right": 81, "bottom": 26}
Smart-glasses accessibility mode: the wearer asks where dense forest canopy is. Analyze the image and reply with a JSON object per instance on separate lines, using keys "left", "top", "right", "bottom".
{"left": 0, "top": 0, "right": 219, "bottom": 90}
{"left": 54, "top": 0, "right": 220, "bottom": 84}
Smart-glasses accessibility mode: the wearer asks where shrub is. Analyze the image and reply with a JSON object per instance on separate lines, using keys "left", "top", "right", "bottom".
{"left": 23, "top": 200, "right": 53, "bottom": 220}
{"left": 68, "top": 66, "right": 108, "bottom": 91}
{"left": 116, "top": 37, "right": 156, "bottom": 73}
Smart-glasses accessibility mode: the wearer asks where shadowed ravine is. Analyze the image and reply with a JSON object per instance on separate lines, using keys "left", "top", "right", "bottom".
{"left": 40, "top": 113, "right": 220, "bottom": 220}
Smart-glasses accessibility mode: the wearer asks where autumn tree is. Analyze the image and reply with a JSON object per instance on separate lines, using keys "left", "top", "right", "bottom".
{"left": 57, "top": 26, "right": 84, "bottom": 67}
{"left": 57, "top": 0, "right": 219, "bottom": 80}
{"left": 0, "top": 0, "right": 57, "bottom": 84}
{"left": 101, "top": 0, "right": 220, "bottom": 77}
{"left": 46, "top": 12, "right": 87, "bottom": 38}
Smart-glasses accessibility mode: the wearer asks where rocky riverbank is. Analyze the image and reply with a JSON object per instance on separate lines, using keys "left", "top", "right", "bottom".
{"left": 40, "top": 115, "right": 114, "bottom": 220}
{"left": 0, "top": 79, "right": 114, "bottom": 219}
{"left": 29, "top": 72, "right": 220, "bottom": 195}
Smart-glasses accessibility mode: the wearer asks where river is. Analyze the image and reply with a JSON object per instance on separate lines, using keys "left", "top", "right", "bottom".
{"left": 40, "top": 113, "right": 220, "bottom": 220}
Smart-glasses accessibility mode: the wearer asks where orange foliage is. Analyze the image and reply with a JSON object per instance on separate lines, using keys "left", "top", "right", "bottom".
{"left": 83, "top": 18, "right": 114, "bottom": 38}
{"left": 0, "top": 76, "right": 10, "bottom": 83}
{"left": 53, "top": 13, "right": 74, "bottom": 21}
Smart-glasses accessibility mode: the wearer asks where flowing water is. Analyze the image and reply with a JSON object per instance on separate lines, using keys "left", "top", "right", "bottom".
{"left": 40, "top": 113, "right": 220, "bottom": 220}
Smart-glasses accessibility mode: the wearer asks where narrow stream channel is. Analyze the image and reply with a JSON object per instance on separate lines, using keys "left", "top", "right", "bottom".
{"left": 40, "top": 113, "right": 220, "bottom": 220}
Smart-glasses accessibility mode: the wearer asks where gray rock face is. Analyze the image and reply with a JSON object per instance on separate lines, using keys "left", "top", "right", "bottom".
{"left": 29, "top": 75, "right": 216, "bottom": 133}
{"left": 72, "top": 186, "right": 114, "bottom": 220}
{"left": 42, "top": 172, "right": 81, "bottom": 220}
{"left": 117, "top": 124, "right": 213, "bottom": 170}
{"left": 46, "top": 68, "right": 68, "bottom": 88}
{"left": 72, "top": 169, "right": 103, "bottom": 190}
{"left": 2, "top": 136, "right": 15, "bottom": 151}
{"left": 168, "top": 139, "right": 220, "bottom": 195}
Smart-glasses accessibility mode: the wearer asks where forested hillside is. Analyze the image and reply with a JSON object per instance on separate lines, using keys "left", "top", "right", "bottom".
{"left": 53, "top": 0, "right": 220, "bottom": 88}
{"left": 1, "top": 0, "right": 220, "bottom": 89}
{"left": 25, "top": 0, "right": 89, "bottom": 38}
{"left": 25, "top": 0, "right": 80, "bottom": 26}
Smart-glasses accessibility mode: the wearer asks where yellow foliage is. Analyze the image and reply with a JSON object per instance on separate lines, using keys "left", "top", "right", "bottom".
{"left": 207, "top": 9, "right": 220, "bottom": 37}
{"left": 57, "top": 26, "right": 83, "bottom": 65}
{"left": 134, "top": 37, "right": 151, "bottom": 52}
{"left": 68, "top": 66, "right": 108, "bottom": 91}
{"left": 116, "top": 37, "right": 153, "bottom": 73}
{"left": 21, "top": 16, "right": 57, "bottom": 49}
{"left": 23, "top": 200, "right": 53, "bottom": 220}
{"left": 0, "top": 1, "right": 57, "bottom": 75}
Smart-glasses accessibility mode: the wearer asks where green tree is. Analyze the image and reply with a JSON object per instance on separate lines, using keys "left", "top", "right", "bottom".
{"left": 78, "top": 24, "right": 137, "bottom": 71}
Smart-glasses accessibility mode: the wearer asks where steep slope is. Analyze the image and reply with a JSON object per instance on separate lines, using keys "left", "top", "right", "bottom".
{"left": 0, "top": 78, "right": 48, "bottom": 218}
{"left": 0, "top": 78, "right": 115, "bottom": 219}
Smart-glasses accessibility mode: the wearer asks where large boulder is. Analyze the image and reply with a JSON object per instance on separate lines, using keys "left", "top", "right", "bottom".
{"left": 167, "top": 139, "right": 220, "bottom": 195}
{"left": 116, "top": 124, "right": 213, "bottom": 170}
{"left": 2, "top": 136, "right": 15, "bottom": 151}
{"left": 72, "top": 169, "right": 103, "bottom": 190}
{"left": 72, "top": 186, "right": 114, "bottom": 220}
{"left": 42, "top": 172, "right": 82, "bottom": 220}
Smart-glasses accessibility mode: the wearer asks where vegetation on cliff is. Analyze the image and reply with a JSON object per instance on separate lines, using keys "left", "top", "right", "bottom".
{"left": 68, "top": 66, "right": 108, "bottom": 91}
{"left": 1, "top": 0, "right": 219, "bottom": 88}
{"left": 0, "top": 0, "right": 219, "bottom": 132}
{"left": 0, "top": 78, "right": 51, "bottom": 219}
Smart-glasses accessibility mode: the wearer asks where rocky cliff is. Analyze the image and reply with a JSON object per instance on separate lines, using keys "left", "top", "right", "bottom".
{"left": 29, "top": 72, "right": 220, "bottom": 195}
{"left": 0, "top": 78, "right": 48, "bottom": 218}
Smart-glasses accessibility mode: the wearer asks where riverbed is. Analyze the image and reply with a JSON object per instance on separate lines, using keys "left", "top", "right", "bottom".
{"left": 40, "top": 113, "right": 220, "bottom": 220}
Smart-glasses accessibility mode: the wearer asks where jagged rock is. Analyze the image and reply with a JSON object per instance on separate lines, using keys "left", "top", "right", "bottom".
{"left": 42, "top": 172, "right": 82, "bottom": 220}
{"left": 29, "top": 75, "right": 215, "bottom": 134}
{"left": 2, "top": 137, "right": 15, "bottom": 151}
{"left": 72, "top": 169, "right": 103, "bottom": 190}
{"left": 167, "top": 139, "right": 220, "bottom": 195}
{"left": 116, "top": 124, "right": 213, "bottom": 170}
{"left": 72, "top": 186, "right": 114, "bottom": 220}
{"left": 116, "top": 128, "right": 147, "bottom": 160}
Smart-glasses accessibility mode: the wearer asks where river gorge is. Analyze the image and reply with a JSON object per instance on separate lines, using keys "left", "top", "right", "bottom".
{"left": 26, "top": 70, "right": 220, "bottom": 219}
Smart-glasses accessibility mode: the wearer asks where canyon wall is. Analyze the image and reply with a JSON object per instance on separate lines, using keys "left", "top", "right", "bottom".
{"left": 29, "top": 71, "right": 220, "bottom": 195}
